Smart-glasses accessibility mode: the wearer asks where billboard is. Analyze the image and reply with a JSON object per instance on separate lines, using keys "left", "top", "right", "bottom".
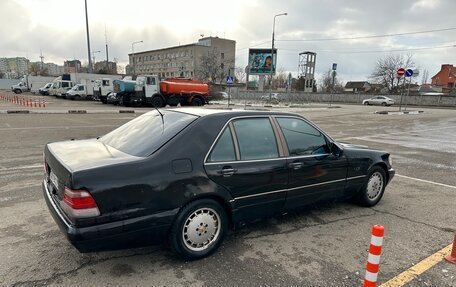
{"left": 248, "top": 48, "right": 277, "bottom": 75}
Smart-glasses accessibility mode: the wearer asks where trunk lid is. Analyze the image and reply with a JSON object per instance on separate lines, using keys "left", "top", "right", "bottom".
{"left": 44, "top": 139, "right": 139, "bottom": 200}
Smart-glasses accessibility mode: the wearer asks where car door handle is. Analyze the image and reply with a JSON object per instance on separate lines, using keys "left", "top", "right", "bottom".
{"left": 219, "top": 168, "right": 237, "bottom": 177}
{"left": 289, "top": 162, "right": 303, "bottom": 170}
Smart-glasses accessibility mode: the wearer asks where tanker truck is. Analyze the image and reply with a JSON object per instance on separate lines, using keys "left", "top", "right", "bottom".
{"left": 113, "top": 75, "right": 209, "bottom": 107}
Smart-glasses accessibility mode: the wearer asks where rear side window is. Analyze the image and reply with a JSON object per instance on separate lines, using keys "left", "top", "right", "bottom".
{"left": 99, "top": 110, "right": 198, "bottom": 157}
{"left": 277, "top": 117, "right": 328, "bottom": 156}
{"left": 233, "top": 118, "right": 278, "bottom": 160}
{"left": 208, "top": 128, "right": 236, "bottom": 162}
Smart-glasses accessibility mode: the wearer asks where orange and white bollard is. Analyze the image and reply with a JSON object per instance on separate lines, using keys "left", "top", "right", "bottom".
{"left": 445, "top": 234, "right": 456, "bottom": 264}
{"left": 364, "top": 225, "right": 385, "bottom": 287}
{"left": 43, "top": 99, "right": 46, "bottom": 108}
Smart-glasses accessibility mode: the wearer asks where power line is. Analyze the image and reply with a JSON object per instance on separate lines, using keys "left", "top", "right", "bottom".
{"left": 236, "top": 40, "right": 270, "bottom": 51}
{"left": 276, "top": 27, "right": 456, "bottom": 42}
{"left": 278, "top": 44, "right": 455, "bottom": 55}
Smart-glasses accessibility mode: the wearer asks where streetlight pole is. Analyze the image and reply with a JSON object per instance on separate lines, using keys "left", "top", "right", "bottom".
{"left": 270, "top": 12, "right": 287, "bottom": 101}
{"left": 131, "top": 40, "right": 143, "bottom": 76}
{"left": 84, "top": 0, "right": 92, "bottom": 73}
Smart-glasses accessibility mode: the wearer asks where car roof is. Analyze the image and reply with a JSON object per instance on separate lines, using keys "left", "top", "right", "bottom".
{"left": 167, "top": 107, "right": 298, "bottom": 118}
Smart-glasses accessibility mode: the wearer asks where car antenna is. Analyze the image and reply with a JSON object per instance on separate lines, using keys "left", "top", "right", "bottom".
{"left": 154, "top": 107, "right": 165, "bottom": 132}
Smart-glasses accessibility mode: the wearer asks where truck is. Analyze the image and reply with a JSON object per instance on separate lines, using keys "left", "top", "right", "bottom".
{"left": 46, "top": 73, "right": 119, "bottom": 99}
{"left": 39, "top": 83, "right": 53, "bottom": 95}
{"left": 49, "top": 79, "right": 75, "bottom": 97}
{"left": 114, "top": 75, "right": 209, "bottom": 107}
{"left": 65, "top": 78, "right": 97, "bottom": 100}
{"left": 11, "top": 75, "right": 56, "bottom": 94}
{"left": 93, "top": 77, "right": 123, "bottom": 104}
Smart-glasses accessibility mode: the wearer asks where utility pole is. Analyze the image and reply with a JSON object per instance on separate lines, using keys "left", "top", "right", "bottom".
{"left": 39, "top": 49, "right": 45, "bottom": 72}
{"left": 105, "top": 25, "right": 109, "bottom": 63}
{"left": 269, "top": 13, "right": 287, "bottom": 101}
{"left": 84, "top": 0, "right": 93, "bottom": 73}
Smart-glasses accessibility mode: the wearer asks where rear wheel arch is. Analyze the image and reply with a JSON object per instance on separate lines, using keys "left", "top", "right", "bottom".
{"left": 178, "top": 193, "right": 234, "bottom": 229}
{"left": 168, "top": 196, "right": 230, "bottom": 259}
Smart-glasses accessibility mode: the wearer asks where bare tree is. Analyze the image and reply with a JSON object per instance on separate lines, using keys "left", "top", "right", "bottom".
{"left": 421, "top": 69, "right": 429, "bottom": 84}
{"left": 29, "top": 63, "right": 49, "bottom": 76}
{"left": 195, "top": 48, "right": 233, "bottom": 84}
{"left": 272, "top": 67, "right": 287, "bottom": 89}
{"left": 370, "top": 53, "right": 414, "bottom": 93}
{"left": 235, "top": 66, "right": 246, "bottom": 83}
{"left": 320, "top": 69, "right": 344, "bottom": 92}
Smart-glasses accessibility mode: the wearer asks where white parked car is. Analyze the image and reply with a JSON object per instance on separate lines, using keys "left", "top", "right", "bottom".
{"left": 217, "top": 92, "right": 229, "bottom": 99}
{"left": 261, "top": 93, "right": 280, "bottom": 101}
{"left": 362, "top": 96, "right": 394, "bottom": 106}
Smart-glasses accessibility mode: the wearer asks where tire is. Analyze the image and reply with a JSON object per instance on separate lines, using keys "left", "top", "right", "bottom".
{"left": 74, "top": 95, "right": 81, "bottom": 101}
{"left": 14, "top": 89, "right": 22, "bottom": 94}
{"left": 364, "top": 101, "right": 370, "bottom": 105}
{"left": 151, "top": 96, "right": 164, "bottom": 108}
{"left": 381, "top": 102, "right": 387, "bottom": 106}
{"left": 169, "top": 199, "right": 228, "bottom": 260}
{"left": 191, "top": 97, "right": 203, "bottom": 106}
{"left": 355, "top": 166, "right": 387, "bottom": 207}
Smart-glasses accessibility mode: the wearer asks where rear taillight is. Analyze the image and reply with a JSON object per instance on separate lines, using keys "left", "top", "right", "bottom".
{"left": 60, "top": 187, "right": 100, "bottom": 218}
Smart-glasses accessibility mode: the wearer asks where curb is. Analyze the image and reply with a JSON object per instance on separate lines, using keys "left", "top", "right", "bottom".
{"left": 375, "top": 110, "right": 424, "bottom": 115}
{"left": 6, "top": 110, "right": 30, "bottom": 114}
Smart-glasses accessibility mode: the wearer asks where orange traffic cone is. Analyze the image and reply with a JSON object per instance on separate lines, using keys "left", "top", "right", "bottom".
{"left": 446, "top": 234, "right": 456, "bottom": 264}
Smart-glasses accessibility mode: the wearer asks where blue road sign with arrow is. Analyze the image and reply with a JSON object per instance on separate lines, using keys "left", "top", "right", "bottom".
{"left": 405, "top": 69, "right": 414, "bottom": 77}
{"left": 226, "top": 76, "right": 234, "bottom": 85}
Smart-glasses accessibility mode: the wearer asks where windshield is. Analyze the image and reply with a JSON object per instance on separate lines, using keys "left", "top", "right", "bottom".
{"left": 99, "top": 110, "right": 198, "bottom": 157}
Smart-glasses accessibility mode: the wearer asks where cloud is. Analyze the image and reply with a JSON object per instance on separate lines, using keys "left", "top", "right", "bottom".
{"left": 1, "top": 0, "right": 455, "bottom": 81}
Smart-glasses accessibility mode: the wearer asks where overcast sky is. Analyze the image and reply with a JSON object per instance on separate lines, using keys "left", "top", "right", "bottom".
{"left": 0, "top": 0, "right": 455, "bottom": 82}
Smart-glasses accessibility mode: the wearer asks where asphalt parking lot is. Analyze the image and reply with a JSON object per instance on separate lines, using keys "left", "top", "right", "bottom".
{"left": 0, "top": 91, "right": 455, "bottom": 286}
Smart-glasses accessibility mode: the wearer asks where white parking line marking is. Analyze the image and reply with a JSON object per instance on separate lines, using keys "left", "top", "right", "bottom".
{"left": 396, "top": 174, "right": 456, "bottom": 189}
{"left": 0, "top": 164, "right": 42, "bottom": 171}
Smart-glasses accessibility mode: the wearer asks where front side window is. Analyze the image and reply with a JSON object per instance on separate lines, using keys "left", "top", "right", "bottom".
{"left": 233, "top": 118, "right": 278, "bottom": 160}
{"left": 208, "top": 127, "right": 236, "bottom": 162}
{"left": 277, "top": 117, "right": 329, "bottom": 156}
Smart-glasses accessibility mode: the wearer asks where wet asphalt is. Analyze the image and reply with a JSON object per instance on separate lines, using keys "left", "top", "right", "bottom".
{"left": 0, "top": 92, "right": 455, "bottom": 286}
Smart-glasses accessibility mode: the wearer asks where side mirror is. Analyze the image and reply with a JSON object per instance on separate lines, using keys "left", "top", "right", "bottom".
{"left": 330, "top": 142, "right": 343, "bottom": 157}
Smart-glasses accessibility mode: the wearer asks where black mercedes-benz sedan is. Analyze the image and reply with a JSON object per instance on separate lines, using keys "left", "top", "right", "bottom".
{"left": 43, "top": 108, "right": 394, "bottom": 260}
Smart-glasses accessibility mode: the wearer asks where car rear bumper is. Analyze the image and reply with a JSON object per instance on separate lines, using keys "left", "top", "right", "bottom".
{"left": 42, "top": 180, "right": 177, "bottom": 252}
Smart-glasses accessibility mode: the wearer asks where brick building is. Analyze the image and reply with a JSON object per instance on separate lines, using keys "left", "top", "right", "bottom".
{"left": 431, "top": 64, "right": 456, "bottom": 89}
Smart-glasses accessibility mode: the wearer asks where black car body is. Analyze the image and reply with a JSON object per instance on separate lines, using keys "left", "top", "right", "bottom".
{"left": 43, "top": 108, "right": 394, "bottom": 259}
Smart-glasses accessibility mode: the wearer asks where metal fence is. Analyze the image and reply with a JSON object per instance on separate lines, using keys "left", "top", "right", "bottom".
{"left": 215, "top": 89, "right": 456, "bottom": 108}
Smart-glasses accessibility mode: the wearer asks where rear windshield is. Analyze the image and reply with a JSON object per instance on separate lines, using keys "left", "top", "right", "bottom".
{"left": 99, "top": 110, "right": 198, "bottom": 157}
